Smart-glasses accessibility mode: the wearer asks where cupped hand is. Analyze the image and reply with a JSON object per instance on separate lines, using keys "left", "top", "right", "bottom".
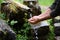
{"left": 28, "top": 16, "right": 40, "bottom": 24}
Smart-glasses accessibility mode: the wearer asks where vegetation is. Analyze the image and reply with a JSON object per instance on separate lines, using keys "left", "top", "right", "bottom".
{"left": 0, "top": 0, "right": 55, "bottom": 40}
{"left": 39, "top": 0, "right": 54, "bottom": 6}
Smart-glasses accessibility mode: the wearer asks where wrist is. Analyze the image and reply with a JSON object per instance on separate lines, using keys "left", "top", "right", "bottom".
{"left": 37, "top": 16, "right": 41, "bottom": 21}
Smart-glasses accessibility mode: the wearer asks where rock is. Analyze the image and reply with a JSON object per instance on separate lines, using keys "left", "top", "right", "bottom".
{"left": 0, "top": 19, "right": 16, "bottom": 40}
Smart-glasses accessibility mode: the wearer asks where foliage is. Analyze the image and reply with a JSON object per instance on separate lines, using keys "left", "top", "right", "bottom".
{"left": 39, "top": 0, "right": 54, "bottom": 6}
{"left": 0, "top": 0, "right": 4, "bottom": 4}
{"left": 16, "top": 34, "right": 28, "bottom": 40}
{"left": 16, "top": 13, "right": 31, "bottom": 40}
{"left": 47, "top": 19, "right": 55, "bottom": 40}
{"left": 0, "top": 0, "right": 55, "bottom": 40}
{"left": 10, "top": 20, "right": 18, "bottom": 26}
{"left": 0, "top": 13, "right": 6, "bottom": 19}
{"left": 16, "top": 22, "right": 31, "bottom": 40}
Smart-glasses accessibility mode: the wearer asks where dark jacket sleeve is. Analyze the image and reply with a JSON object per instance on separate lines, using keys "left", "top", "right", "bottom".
{"left": 50, "top": 0, "right": 60, "bottom": 17}
{"left": 49, "top": 0, "right": 58, "bottom": 10}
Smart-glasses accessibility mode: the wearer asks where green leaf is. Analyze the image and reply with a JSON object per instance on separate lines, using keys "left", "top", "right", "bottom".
{"left": 10, "top": 20, "right": 18, "bottom": 25}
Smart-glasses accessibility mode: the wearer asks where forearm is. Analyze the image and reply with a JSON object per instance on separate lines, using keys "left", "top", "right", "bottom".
{"left": 38, "top": 8, "right": 52, "bottom": 21}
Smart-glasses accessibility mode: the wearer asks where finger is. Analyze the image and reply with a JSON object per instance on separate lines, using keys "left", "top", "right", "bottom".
{"left": 29, "top": 21, "right": 35, "bottom": 24}
{"left": 28, "top": 18, "right": 34, "bottom": 21}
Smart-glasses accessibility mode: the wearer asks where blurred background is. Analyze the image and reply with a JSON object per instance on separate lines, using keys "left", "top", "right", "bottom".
{"left": 1, "top": 0, "right": 58, "bottom": 40}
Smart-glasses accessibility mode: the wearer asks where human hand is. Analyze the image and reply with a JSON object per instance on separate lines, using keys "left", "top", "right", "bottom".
{"left": 28, "top": 16, "right": 40, "bottom": 24}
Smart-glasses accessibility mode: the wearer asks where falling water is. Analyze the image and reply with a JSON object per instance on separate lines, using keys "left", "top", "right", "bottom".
{"left": 29, "top": 12, "right": 49, "bottom": 40}
{"left": 30, "top": 21, "right": 49, "bottom": 40}
{"left": 29, "top": 12, "right": 39, "bottom": 40}
{"left": 30, "top": 22, "right": 41, "bottom": 40}
{"left": 34, "top": 29, "right": 38, "bottom": 40}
